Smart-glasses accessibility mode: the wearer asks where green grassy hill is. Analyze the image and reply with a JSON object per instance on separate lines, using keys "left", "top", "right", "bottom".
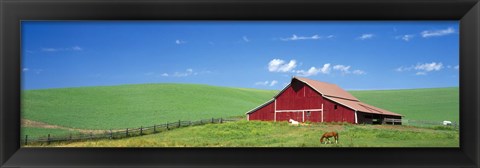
{"left": 350, "top": 87, "right": 459, "bottom": 122}
{"left": 47, "top": 121, "right": 459, "bottom": 147}
{"left": 22, "top": 83, "right": 459, "bottom": 132}
{"left": 22, "top": 83, "right": 277, "bottom": 130}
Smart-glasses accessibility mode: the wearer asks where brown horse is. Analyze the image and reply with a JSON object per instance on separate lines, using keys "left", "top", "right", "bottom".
{"left": 320, "top": 132, "right": 339, "bottom": 144}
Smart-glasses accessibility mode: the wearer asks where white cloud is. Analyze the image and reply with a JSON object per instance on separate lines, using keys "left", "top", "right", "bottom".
{"left": 396, "top": 62, "right": 444, "bottom": 75}
{"left": 175, "top": 40, "right": 186, "bottom": 44}
{"left": 395, "top": 66, "right": 413, "bottom": 72}
{"left": 22, "top": 68, "right": 29, "bottom": 72}
{"left": 454, "top": 65, "right": 459, "bottom": 70}
{"left": 415, "top": 62, "right": 443, "bottom": 72}
{"left": 358, "top": 34, "right": 374, "bottom": 40}
{"left": 72, "top": 46, "right": 83, "bottom": 51}
{"left": 296, "top": 64, "right": 331, "bottom": 77}
{"left": 352, "top": 70, "right": 366, "bottom": 75}
{"left": 421, "top": 27, "right": 455, "bottom": 38}
{"left": 41, "top": 46, "right": 83, "bottom": 52}
{"left": 167, "top": 69, "right": 210, "bottom": 77}
{"left": 333, "top": 65, "right": 351, "bottom": 73}
{"left": 270, "top": 80, "right": 278, "bottom": 86}
{"left": 320, "top": 64, "right": 332, "bottom": 74}
{"left": 41, "top": 48, "right": 60, "bottom": 52}
{"left": 242, "top": 36, "right": 250, "bottom": 42}
{"left": 255, "top": 80, "right": 278, "bottom": 87}
{"left": 173, "top": 68, "right": 195, "bottom": 77}
{"left": 268, "top": 59, "right": 297, "bottom": 72}
{"left": 396, "top": 34, "right": 415, "bottom": 41}
{"left": 280, "top": 34, "right": 330, "bottom": 41}
{"left": 331, "top": 64, "right": 365, "bottom": 75}
{"left": 416, "top": 72, "right": 427, "bottom": 75}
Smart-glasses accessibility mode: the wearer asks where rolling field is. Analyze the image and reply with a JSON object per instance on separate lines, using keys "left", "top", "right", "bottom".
{"left": 21, "top": 83, "right": 459, "bottom": 144}
{"left": 22, "top": 127, "right": 81, "bottom": 138}
{"left": 350, "top": 87, "right": 459, "bottom": 122}
{"left": 44, "top": 121, "right": 459, "bottom": 147}
{"left": 22, "top": 83, "right": 277, "bottom": 130}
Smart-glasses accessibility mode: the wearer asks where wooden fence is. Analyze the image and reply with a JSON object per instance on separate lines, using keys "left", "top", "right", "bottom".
{"left": 22, "top": 117, "right": 240, "bottom": 146}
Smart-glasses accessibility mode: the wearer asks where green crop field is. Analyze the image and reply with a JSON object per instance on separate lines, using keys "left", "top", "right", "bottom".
{"left": 22, "top": 83, "right": 459, "bottom": 145}
{"left": 22, "top": 83, "right": 277, "bottom": 130}
{"left": 42, "top": 121, "right": 458, "bottom": 147}
{"left": 350, "top": 87, "right": 459, "bottom": 122}
{"left": 21, "top": 127, "right": 81, "bottom": 138}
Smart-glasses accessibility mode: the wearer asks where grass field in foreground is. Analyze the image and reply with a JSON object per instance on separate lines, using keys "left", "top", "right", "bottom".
{"left": 45, "top": 121, "right": 458, "bottom": 147}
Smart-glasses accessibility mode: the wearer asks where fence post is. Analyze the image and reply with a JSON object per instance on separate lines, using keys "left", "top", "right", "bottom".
{"left": 220, "top": 118, "right": 223, "bottom": 123}
{"left": 154, "top": 124, "right": 156, "bottom": 133}
{"left": 90, "top": 132, "right": 93, "bottom": 140}
{"left": 47, "top": 134, "right": 50, "bottom": 145}
{"left": 212, "top": 118, "right": 214, "bottom": 123}
{"left": 167, "top": 122, "right": 169, "bottom": 130}
{"left": 200, "top": 120, "right": 203, "bottom": 124}
{"left": 126, "top": 128, "right": 129, "bottom": 137}
{"left": 189, "top": 121, "right": 191, "bottom": 126}
{"left": 24, "top": 135, "right": 28, "bottom": 145}
{"left": 178, "top": 120, "right": 181, "bottom": 127}
{"left": 140, "top": 126, "right": 143, "bottom": 135}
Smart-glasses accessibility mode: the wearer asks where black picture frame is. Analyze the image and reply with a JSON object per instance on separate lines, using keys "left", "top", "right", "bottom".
{"left": 1, "top": 0, "right": 479, "bottom": 167}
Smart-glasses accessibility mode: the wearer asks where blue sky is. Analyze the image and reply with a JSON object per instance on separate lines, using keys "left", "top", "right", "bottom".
{"left": 22, "top": 21, "right": 459, "bottom": 90}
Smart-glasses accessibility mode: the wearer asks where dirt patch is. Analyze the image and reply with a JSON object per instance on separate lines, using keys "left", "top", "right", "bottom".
{"left": 22, "top": 119, "right": 120, "bottom": 134}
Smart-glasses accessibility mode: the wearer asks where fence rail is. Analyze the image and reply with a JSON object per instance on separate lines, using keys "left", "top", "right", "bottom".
{"left": 22, "top": 117, "right": 241, "bottom": 145}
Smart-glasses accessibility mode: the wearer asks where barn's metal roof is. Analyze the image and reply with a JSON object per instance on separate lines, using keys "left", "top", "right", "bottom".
{"left": 325, "top": 97, "right": 402, "bottom": 116}
{"left": 294, "top": 77, "right": 359, "bottom": 101}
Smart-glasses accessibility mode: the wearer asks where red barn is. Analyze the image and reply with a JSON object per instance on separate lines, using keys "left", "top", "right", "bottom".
{"left": 246, "top": 77, "right": 402, "bottom": 124}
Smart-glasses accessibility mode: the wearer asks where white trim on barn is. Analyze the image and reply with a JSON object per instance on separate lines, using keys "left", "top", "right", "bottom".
{"left": 302, "top": 111, "right": 305, "bottom": 122}
{"left": 321, "top": 103, "right": 324, "bottom": 122}
{"left": 275, "top": 109, "right": 323, "bottom": 112}
{"left": 274, "top": 99, "right": 277, "bottom": 122}
{"left": 354, "top": 111, "right": 358, "bottom": 124}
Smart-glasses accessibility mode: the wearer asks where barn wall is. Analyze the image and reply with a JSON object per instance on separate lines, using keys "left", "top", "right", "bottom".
{"left": 276, "top": 79, "right": 323, "bottom": 110}
{"left": 304, "top": 111, "right": 322, "bottom": 122}
{"left": 322, "top": 98, "right": 356, "bottom": 123}
{"left": 275, "top": 112, "right": 303, "bottom": 122}
{"left": 248, "top": 101, "right": 275, "bottom": 121}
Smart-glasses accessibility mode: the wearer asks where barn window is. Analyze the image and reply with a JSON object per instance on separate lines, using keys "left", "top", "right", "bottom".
{"left": 306, "top": 111, "right": 311, "bottom": 117}
{"left": 334, "top": 105, "right": 338, "bottom": 110}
